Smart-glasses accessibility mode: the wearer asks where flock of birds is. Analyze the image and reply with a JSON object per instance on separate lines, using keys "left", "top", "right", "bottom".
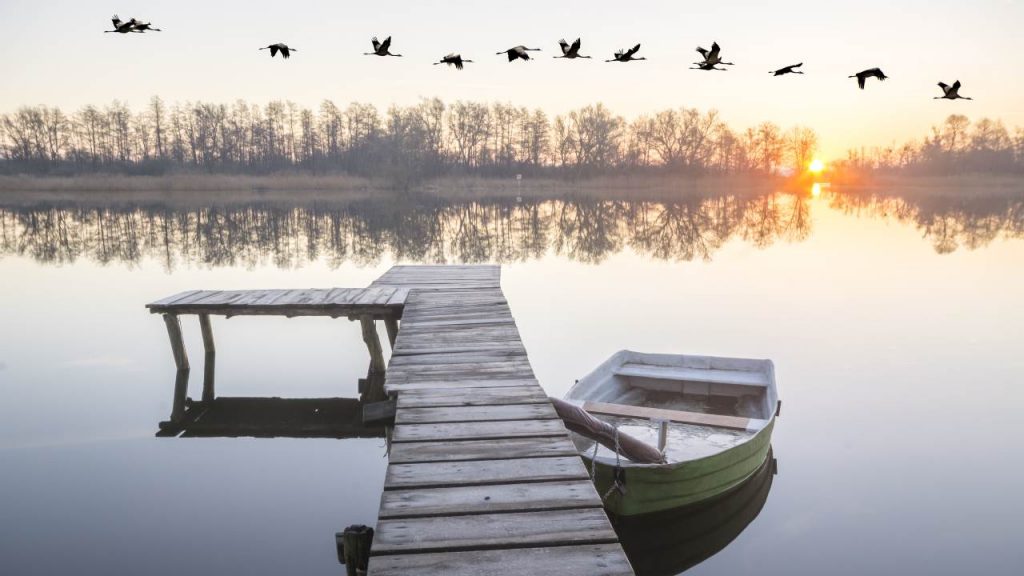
{"left": 105, "top": 16, "right": 975, "bottom": 100}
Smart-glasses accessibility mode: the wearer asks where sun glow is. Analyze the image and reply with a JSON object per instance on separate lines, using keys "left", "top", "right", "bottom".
{"left": 811, "top": 182, "right": 822, "bottom": 198}
{"left": 808, "top": 159, "right": 826, "bottom": 174}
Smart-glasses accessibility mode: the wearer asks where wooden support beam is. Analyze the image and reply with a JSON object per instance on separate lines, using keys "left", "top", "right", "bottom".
{"left": 162, "top": 313, "right": 189, "bottom": 371}
{"left": 360, "top": 317, "right": 386, "bottom": 373}
{"left": 169, "top": 368, "right": 190, "bottom": 423}
{"left": 199, "top": 314, "right": 216, "bottom": 402}
{"left": 384, "top": 317, "right": 399, "bottom": 348}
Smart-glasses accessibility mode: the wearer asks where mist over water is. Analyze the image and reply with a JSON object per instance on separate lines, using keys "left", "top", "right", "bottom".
{"left": 1, "top": 185, "right": 1022, "bottom": 575}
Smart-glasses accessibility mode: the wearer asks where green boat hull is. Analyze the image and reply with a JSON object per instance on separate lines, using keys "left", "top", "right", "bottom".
{"left": 583, "top": 418, "right": 775, "bottom": 516}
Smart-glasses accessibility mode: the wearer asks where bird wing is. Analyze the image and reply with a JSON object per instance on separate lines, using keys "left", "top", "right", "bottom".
{"left": 571, "top": 38, "right": 581, "bottom": 53}
{"left": 625, "top": 44, "right": 640, "bottom": 57}
{"left": 281, "top": 46, "right": 291, "bottom": 58}
{"left": 381, "top": 37, "right": 392, "bottom": 52}
{"left": 709, "top": 42, "right": 721, "bottom": 59}
{"left": 952, "top": 80, "right": 961, "bottom": 91}
{"left": 507, "top": 51, "right": 517, "bottom": 62}
{"left": 793, "top": 62, "right": 803, "bottom": 68}
{"left": 371, "top": 37, "right": 381, "bottom": 51}
{"left": 938, "top": 82, "right": 949, "bottom": 92}
{"left": 558, "top": 39, "right": 569, "bottom": 54}
{"left": 869, "top": 68, "right": 883, "bottom": 78}
{"left": 696, "top": 46, "right": 709, "bottom": 58}
{"left": 270, "top": 45, "right": 279, "bottom": 57}
{"left": 455, "top": 59, "right": 464, "bottom": 70}
{"left": 857, "top": 74, "right": 866, "bottom": 89}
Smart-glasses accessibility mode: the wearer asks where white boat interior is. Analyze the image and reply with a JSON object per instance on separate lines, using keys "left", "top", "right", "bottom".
{"left": 566, "top": 350, "right": 780, "bottom": 465}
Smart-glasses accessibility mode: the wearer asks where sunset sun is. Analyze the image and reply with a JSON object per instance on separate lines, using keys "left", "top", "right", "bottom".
{"left": 809, "top": 159, "right": 826, "bottom": 174}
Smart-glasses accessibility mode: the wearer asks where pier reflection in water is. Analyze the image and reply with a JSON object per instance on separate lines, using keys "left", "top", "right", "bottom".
{"left": 1, "top": 188, "right": 1020, "bottom": 270}
{"left": 613, "top": 451, "right": 776, "bottom": 576}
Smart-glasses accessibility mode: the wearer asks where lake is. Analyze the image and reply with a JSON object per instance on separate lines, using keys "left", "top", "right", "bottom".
{"left": 1, "top": 186, "right": 1022, "bottom": 575}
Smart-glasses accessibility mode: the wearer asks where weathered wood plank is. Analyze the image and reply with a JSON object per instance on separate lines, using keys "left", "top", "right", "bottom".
{"left": 582, "top": 400, "right": 752, "bottom": 431}
{"left": 395, "top": 403, "right": 558, "bottom": 424}
{"left": 396, "top": 386, "right": 548, "bottom": 408}
{"left": 385, "top": 456, "right": 589, "bottom": 489}
{"left": 388, "top": 436, "right": 580, "bottom": 464}
{"left": 385, "top": 378, "right": 539, "bottom": 392}
{"left": 392, "top": 419, "right": 568, "bottom": 443}
{"left": 367, "top": 544, "right": 634, "bottom": 576}
{"left": 378, "top": 479, "right": 601, "bottom": 518}
{"left": 371, "top": 508, "right": 618, "bottom": 555}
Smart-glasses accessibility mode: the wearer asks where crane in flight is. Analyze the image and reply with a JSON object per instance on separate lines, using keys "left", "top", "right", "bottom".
{"left": 770, "top": 63, "right": 803, "bottom": 76}
{"left": 935, "top": 80, "right": 972, "bottom": 100}
{"left": 498, "top": 46, "right": 542, "bottom": 62}
{"left": 105, "top": 15, "right": 139, "bottom": 33}
{"left": 365, "top": 36, "right": 401, "bottom": 57}
{"left": 849, "top": 68, "right": 888, "bottom": 89}
{"left": 555, "top": 38, "right": 591, "bottom": 59}
{"left": 434, "top": 53, "right": 473, "bottom": 70}
{"left": 695, "top": 42, "right": 734, "bottom": 67}
{"left": 260, "top": 43, "right": 297, "bottom": 59}
{"left": 607, "top": 44, "right": 645, "bottom": 63}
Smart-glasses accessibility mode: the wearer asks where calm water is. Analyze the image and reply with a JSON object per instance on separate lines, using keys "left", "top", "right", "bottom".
{"left": 1, "top": 188, "right": 1022, "bottom": 575}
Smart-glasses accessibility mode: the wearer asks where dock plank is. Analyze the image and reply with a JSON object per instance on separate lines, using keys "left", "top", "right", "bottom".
{"left": 371, "top": 508, "right": 619, "bottom": 555}
{"left": 395, "top": 403, "right": 558, "bottom": 424}
{"left": 367, "top": 544, "right": 633, "bottom": 576}
{"left": 392, "top": 419, "right": 567, "bottom": 442}
{"left": 388, "top": 436, "right": 580, "bottom": 464}
{"left": 378, "top": 479, "right": 601, "bottom": 518}
{"left": 384, "top": 456, "right": 589, "bottom": 490}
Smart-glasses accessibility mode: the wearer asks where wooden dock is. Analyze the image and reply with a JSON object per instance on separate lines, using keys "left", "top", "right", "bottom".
{"left": 367, "top": 266, "right": 633, "bottom": 575}
{"left": 147, "top": 265, "right": 634, "bottom": 575}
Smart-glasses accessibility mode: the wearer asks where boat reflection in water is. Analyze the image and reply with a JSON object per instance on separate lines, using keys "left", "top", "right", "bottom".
{"left": 611, "top": 449, "right": 777, "bottom": 576}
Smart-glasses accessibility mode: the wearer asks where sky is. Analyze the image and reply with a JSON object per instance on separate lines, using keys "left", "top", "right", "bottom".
{"left": 1, "top": 0, "right": 1023, "bottom": 158}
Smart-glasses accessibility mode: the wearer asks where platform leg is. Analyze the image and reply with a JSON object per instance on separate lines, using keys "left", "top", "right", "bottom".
{"left": 199, "top": 314, "right": 216, "bottom": 402}
{"left": 384, "top": 317, "right": 399, "bottom": 349}
{"left": 360, "top": 317, "right": 386, "bottom": 374}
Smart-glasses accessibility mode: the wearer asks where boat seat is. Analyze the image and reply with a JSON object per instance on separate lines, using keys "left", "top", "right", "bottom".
{"left": 615, "top": 363, "right": 769, "bottom": 387}
{"left": 580, "top": 400, "right": 760, "bottom": 432}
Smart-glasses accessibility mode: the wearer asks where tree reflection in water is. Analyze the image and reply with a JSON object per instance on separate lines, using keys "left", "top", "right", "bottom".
{"left": 1, "top": 189, "right": 1021, "bottom": 270}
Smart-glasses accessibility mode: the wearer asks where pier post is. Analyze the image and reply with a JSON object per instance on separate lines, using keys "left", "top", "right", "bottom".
{"left": 162, "top": 313, "right": 189, "bottom": 372}
{"left": 199, "top": 314, "right": 215, "bottom": 402}
{"left": 359, "top": 317, "right": 386, "bottom": 374}
{"left": 336, "top": 524, "right": 373, "bottom": 576}
{"left": 384, "top": 317, "right": 399, "bottom": 348}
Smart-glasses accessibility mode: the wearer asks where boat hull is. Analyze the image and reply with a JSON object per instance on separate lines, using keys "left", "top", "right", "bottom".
{"left": 582, "top": 418, "right": 775, "bottom": 516}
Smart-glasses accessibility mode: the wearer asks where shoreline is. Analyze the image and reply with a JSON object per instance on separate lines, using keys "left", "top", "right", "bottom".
{"left": 0, "top": 173, "right": 1021, "bottom": 205}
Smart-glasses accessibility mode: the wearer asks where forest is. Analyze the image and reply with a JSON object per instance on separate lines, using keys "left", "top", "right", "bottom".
{"left": 0, "top": 97, "right": 819, "bottom": 181}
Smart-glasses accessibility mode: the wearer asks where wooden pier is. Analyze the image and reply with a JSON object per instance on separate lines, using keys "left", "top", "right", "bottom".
{"left": 148, "top": 265, "right": 634, "bottom": 575}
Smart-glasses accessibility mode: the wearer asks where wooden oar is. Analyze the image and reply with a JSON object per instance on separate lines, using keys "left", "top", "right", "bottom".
{"left": 550, "top": 397, "right": 666, "bottom": 464}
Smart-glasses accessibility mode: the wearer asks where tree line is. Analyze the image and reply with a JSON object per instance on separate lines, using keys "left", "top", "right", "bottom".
{"left": 839, "top": 114, "right": 1024, "bottom": 175}
{"left": 0, "top": 97, "right": 819, "bottom": 181}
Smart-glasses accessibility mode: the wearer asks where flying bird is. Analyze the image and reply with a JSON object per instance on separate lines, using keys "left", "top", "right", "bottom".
{"left": 434, "top": 53, "right": 472, "bottom": 70}
{"left": 849, "top": 68, "right": 887, "bottom": 89}
{"left": 260, "top": 43, "right": 297, "bottom": 59}
{"left": 691, "top": 61, "right": 728, "bottom": 71}
{"left": 607, "top": 44, "right": 645, "bottom": 63}
{"left": 771, "top": 63, "right": 803, "bottom": 76}
{"left": 695, "top": 42, "right": 734, "bottom": 67}
{"left": 365, "top": 36, "right": 401, "bottom": 57}
{"left": 130, "top": 19, "right": 161, "bottom": 32}
{"left": 498, "top": 46, "right": 541, "bottom": 62}
{"left": 105, "top": 15, "right": 138, "bottom": 34}
{"left": 935, "top": 80, "right": 972, "bottom": 101}
{"left": 555, "top": 38, "right": 591, "bottom": 59}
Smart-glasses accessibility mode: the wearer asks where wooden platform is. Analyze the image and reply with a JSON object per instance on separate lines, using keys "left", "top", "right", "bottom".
{"left": 147, "top": 265, "right": 634, "bottom": 574}
{"left": 367, "top": 266, "right": 634, "bottom": 575}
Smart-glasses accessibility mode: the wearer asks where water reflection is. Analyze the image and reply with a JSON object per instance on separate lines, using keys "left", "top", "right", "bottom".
{"left": 2, "top": 189, "right": 1019, "bottom": 269}
{"left": 613, "top": 450, "right": 776, "bottom": 576}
